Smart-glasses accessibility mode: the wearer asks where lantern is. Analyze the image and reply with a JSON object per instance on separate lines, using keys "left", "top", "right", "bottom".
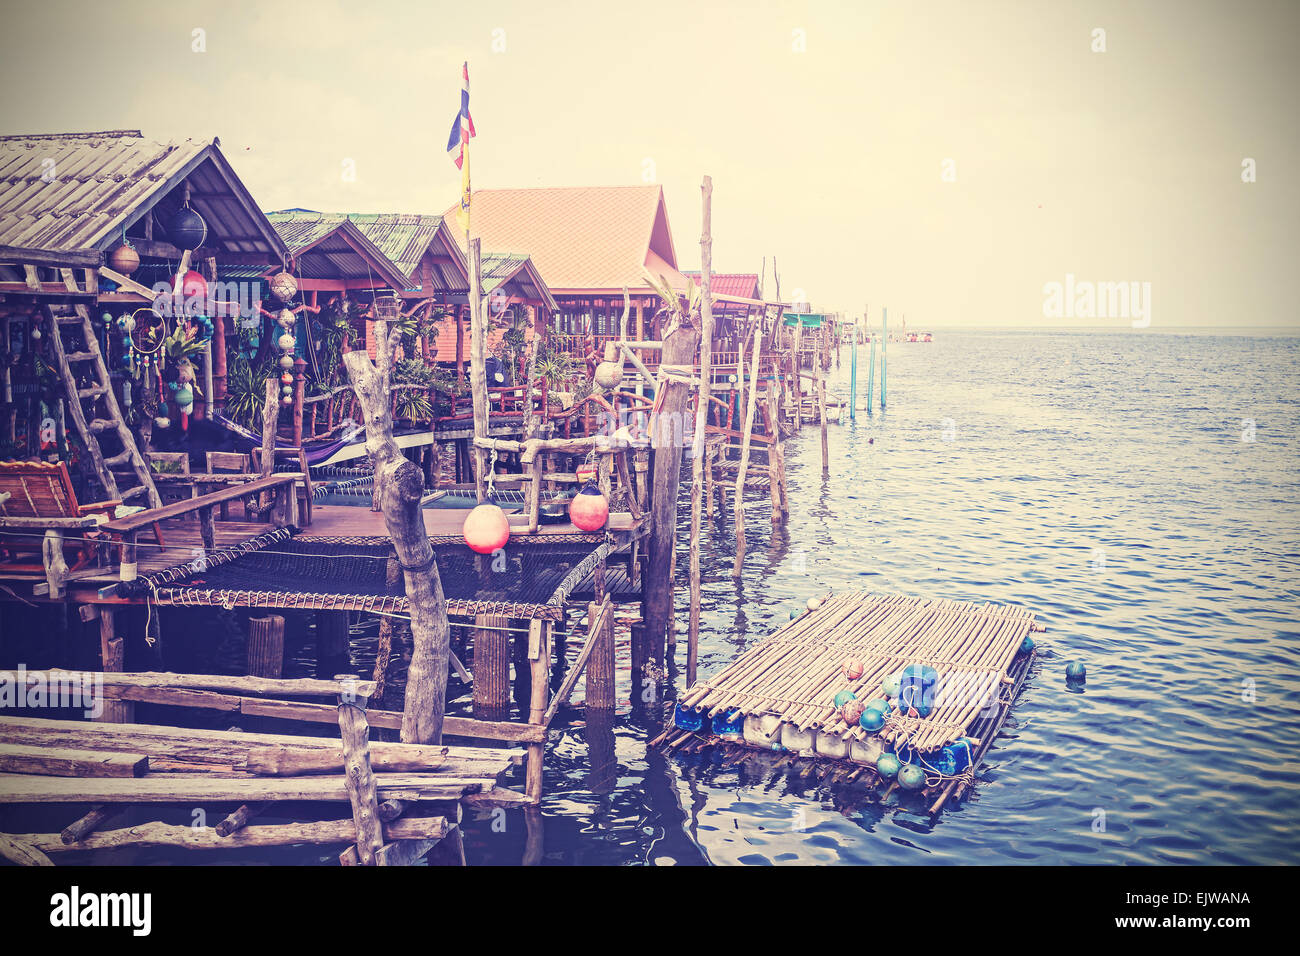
{"left": 568, "top": 482, "right": 609, "bottom": 532}
{"left": 170, "top": 207, "right": 207, "bottom": 250}
{"left": 269, "top": 271, "right": 298, "bottom": 303}
{"left": 108, "top": 241, "right": 140, "bottom": 276}
{"left": 463, "top": 502, "right": 510, "bottom": 554}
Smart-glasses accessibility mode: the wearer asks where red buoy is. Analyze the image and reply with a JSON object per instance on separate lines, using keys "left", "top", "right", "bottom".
{"left": 181, "top": 269, "right": 208, "bottom": 304}
{"left": 843, "top": 659, "right": 864, "bottom": 681}
{"left": 569, "top": 482, "right": 609, "bottom": 532}
{"left": 463, "top": 502, "right": 510, "bottom": 554}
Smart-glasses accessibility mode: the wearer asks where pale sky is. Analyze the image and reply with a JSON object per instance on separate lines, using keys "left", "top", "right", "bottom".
{"left": 2, "top": 0, "right": 1296, "bottom": 328}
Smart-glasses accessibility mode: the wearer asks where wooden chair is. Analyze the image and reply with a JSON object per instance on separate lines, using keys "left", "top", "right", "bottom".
{"left": 250, "top": 447, "right": 312, "bottom": 527}
{"left": 205, "top": 451, "right": 252, "bottom": 520}
{"left": 0, "top": 460, "right": 164, "bottom": 572}
{"left": 147, "top": 451, "right": 192, "bottom": 505}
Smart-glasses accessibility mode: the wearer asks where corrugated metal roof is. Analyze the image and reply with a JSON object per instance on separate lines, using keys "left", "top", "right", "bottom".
{"left": 683, "top": 272, "right": 761, "bottom": 300}
{"left": 267, "top": 210, "right": 468, "bottom": 294}
{"left": 0, "top": 130, "right": 287, "bottom": 259}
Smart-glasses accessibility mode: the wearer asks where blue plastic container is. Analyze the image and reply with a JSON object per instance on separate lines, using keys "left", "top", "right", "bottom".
{"left": 715, "top": 708, "right": 744, "bottom": 741}
{"left": 673, "top": 703, "right": 706, "bottom": 733}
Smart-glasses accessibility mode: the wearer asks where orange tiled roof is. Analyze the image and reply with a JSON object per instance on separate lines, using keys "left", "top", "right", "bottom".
{"left": 444, "top": 185, "right": 686, "bottom": 294}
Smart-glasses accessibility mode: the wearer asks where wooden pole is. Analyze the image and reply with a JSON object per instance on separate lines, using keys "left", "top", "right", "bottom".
{"left": 524, "top": 619, "right": 551, "bottom": 802}
{"left": 246, "top": 615, "right": 285, "bottom": 679}
{"left": 472, "top": 615, "right": 512, "bottom": 722}
{"left": 880, "top": 306, "right": 888, "bottom": 408}
{"left": 732, "top": 327, "right": 763, "bottom": 579}
{"left": 586, "top": 598, "right": 615, "bottom": 712}
{"left": 372, "top": 556, "right": 401, "bottom": 705}
{"left": 468, "top": 239, "right": 489, "bottom": 502}
{"left": 687, "top": 175, "right": 716, "bottom": 689}
{"left": 643, "top": 312, "right": 699, "bottom": 668}
{"left": 819, "top": 371, "right": 829, "bottom": 477}
{"left": 336, "top": 686, "right": 384, "bottom": 866}
{"left": 96, "top": 608, "right": 132, "bottom": 724}
{"left": 343, "top": 307, "right": 453, "bottom": 745}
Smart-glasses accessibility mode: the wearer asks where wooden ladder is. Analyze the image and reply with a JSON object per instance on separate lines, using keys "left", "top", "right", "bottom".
{"left": 44, "top": 303, "right": 161, "bottom": 510}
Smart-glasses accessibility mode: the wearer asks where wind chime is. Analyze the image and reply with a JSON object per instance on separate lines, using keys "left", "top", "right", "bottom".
{"left": 270, "top": 268, "right": 299, "bottom": 407}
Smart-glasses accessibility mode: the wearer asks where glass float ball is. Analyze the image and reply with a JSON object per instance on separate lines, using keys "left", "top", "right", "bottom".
{"left": 833, "top": 689, "right": 857, "bottom": 708}
{"left": 269, "top": 271, "right": 298, "bottom": 302}
{"left": 170, "top": 208, "right": 208, "bottom": 250}
{"left": 1020, "top": 635, "right": 1036, "bottom": 654}
{"left": 806, "top": 597, "right": 822, "bottom": 612}
{"left": 1065, "top": 660, "right": 1086, "bottom": 681}
{"left": 278, "top": 333, "right": 296, "bottom": 351}
{"left": 881, "top": 672, "right": 902, "bottom": 698}
{"left": 788, "top": 609, "right": 798, "bottom": 620}
{"left": 108, "top": 242, "right": 140, "bottom": 275}
{"left": 859, "top": 707, "right": 886, "bottom": 732}
{"left": 279, "top": 354, "right": 295, "bottom": 370}
{"left": 281, "top": 384, "right": 293, "bottom": 396}
{"left": 875, "top": 753, "right": 901, "bottom": 779}
{"left": 840, "top": 700, "right": 865, "bottom": 725}
{"left": 843, "top": 659, "right": 864, "bottom": 681}
{"left": 280, "top": 395, "right": 294, "bottom": 406}
{"left": 897, "top": 763, "right": 926, "bottom": 790}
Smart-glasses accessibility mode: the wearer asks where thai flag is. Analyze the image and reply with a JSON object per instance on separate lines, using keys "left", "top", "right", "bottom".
{"left": 446, "top": 62, "right": 475, "bottom": 169}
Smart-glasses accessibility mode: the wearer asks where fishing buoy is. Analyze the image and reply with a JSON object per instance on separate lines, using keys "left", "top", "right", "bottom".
{"left": 1020, "top": 635, "right": 1036, "bottom": 654}
{"left": 864, "top": 698, "right": 891, "bottom": 714}
{"left": 859, "top": 707, "right": 886, "bottom": 732}
{"left": 843, "top": 659, "right": 864, "bottom": 681}
{"left": 1065, "top": 660, "right": 1086, "bottom": 681}
{"left": 463, "top": 501, "right": 510, "bottom": 554}
{"left": 881, "top": 672, "right": 902, "bottom": 698}
{"left": 897, "top": 763, "right": 926, "bottom": 790}
{"left": 875, "top": 753, "right": 901, "bottom": 780}
{"left": 806, "top": 597, "right": 822, "bottom": 612}
{"left": 181, "top": 269, "right": 207, "bottom": 303}
{"left": 568, "top": 481, "right": 609, "bottom": 531}
{"left": 788, "top": 609, "right": 799, "bottom": 620}
{"left": 833, "top": 689, "right": 857, "bottom": 708}
{"left": 840, "top": 700, "right": 865, "bottom": 725}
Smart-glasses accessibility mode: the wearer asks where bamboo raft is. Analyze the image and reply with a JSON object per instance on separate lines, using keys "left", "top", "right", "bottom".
{"left": 656, "top": 591, "right": 1043, "bottom": 807}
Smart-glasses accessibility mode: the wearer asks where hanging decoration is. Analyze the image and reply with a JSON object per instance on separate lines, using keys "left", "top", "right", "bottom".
{"left": 170, "top": 205, "right": 207, "bottom": 251}
{"left": 108, "top": 240, "right": 140, "bottom": 276}
{"left": 269, "top": 270, "right": 298, "bottom": 303}
{"left": 569, "top": 480, "right": 610, "bottom": 531}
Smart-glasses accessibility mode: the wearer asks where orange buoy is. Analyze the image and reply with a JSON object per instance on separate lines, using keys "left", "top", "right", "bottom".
{"left": 569, "top": 482, "right": 609, "bottom": 532}
{"left": 463, "top": 502, "right": 510, "bottom": 554}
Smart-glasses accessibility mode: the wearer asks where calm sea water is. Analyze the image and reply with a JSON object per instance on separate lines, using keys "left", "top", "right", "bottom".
{"left": 500, "top": 327, "right": 1300, "bottom": 866}
{"left": 9, "top": 328, "right": 1296, "bottom": 866}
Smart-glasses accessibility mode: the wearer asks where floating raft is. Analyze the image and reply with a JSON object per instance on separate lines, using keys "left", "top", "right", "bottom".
{"left": 659, "top": 591, "right": 1043, "bottom": 806}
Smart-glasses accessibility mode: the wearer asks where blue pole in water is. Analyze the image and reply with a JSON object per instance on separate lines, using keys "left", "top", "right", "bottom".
{"left": 880, "top": 307, "right": 888, "bottom": 409}
{"left": 866, "top": 323, "right": 876, "bottom": 414}
{"left": 849, "top": 318, "right": 858, "bottom": 421}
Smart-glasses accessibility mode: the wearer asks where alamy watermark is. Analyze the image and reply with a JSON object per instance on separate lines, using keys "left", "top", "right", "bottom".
{"left": 1042, "top": 274, "right": 1151, "bottom": 328}
{"left": 0, "top": 665, "right": 103, "bottom": 718}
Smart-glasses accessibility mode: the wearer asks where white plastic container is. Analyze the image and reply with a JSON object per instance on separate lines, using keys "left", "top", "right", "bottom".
{"left": 849, "top": 737, "right": 883, "bottom": 765}
{"left": 815, "top": 731, "right": 850, "bottom": 759}
{"left": 743, "top": 714, "right": 783, "bottom": 750}
{"left": 780, "top": 723, "right": 816, "bottom": 755}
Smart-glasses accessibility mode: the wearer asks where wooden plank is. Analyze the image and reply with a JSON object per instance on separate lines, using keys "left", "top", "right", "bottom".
{"left": 101, "top": 474, "right": 300, "bottom": 533}
{"left": 0, "top": 833, "right": 53, "bottom": 866}
{"left": 15, "top": 669, "right": 375, "bottom": 701}
{"left": 0, "top": 772, "right": 490, "bottom": 804}
{"left": 0, "top": 744, "right": 147, "bottom": 778}
{"left": 23, "top": 815, "right": 451, "bottom": 853}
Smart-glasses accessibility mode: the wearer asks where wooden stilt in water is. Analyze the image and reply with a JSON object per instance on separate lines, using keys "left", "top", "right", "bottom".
{"left": 586, "top": 597, "right": 615, "bottom": 712}
{"left": 524, "top": 619, "right": 551, "bottom": 802}
{"left": 246, "top": 614, "right": 285, "bottom": 679}
{"left": 97, "top": 608, "right": 132, "bottom": 724}
{"left": 732, "top": 327, "right": 763, "bottom": 578}
{"left": 472, "top": 615, "right": 512, "bottom": 722}
{"left": 819, "top": 373, "right": 829, "bottom": 478}
{"left": 336, "top": 682, "right": 383, "bottom": 866}
{"left": 688, "top": 175, "right": 716, "bottom": 689}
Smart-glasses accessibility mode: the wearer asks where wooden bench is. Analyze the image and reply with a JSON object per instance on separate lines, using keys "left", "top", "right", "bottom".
{"left": 102, "top": 473, "right": 303, "bottom": 581}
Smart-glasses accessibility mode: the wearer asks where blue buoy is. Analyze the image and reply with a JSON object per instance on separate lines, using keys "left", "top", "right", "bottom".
{"left": 875, "top": 753, "right": 901, "bottom": 779}
{"left": 1020, "top": 635, "right": 1036, "bottom": 654}
{"left": 789, "top": 609, "right": 799, "bottom": 620}
{"left": 833, "top": 689, "right": 857, "bottom": 708}
{"left": 859, "top": 707, "right": 886, "bottom": 732}
{"left": 1065, "top": 660, "right": 1086, "bottom": 681}
{"left": 897, "top": 764, "right": 926, "bottom": 790}
{"left": 864, "top": 698, "right": 891, "bottom": 714}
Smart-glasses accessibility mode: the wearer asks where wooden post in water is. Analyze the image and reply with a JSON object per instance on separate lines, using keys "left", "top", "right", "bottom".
{"left": 247, "top": 615, "right": 285, "bottom": 679}
{"left": 732, "top": 327, "right": 763, "bottom": 578}
{"left": 819, "top": 370, "right": 829, "bottom": 477}
{"left": 866, "top": 307, "right": 876, "bottom": 414}
{"left": 472, "top": 615, "right": 512, "bottom": 722}
{"left": 688, "top": 175, "right": 716, "bottom": 689}
{"left": 96, "top": 608, "right": 132, "bottom": 724}
{"left": 337, "top": 681, "right": 383, "bottom": 866}
{"left": 849, "top": 313, "right": 857, "bottom": 422}
{"left": 643, "top": 313, "right": 699, "bottom": 669}
{"left": 525, "top": 619, "right": 551, "bottom": 801}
